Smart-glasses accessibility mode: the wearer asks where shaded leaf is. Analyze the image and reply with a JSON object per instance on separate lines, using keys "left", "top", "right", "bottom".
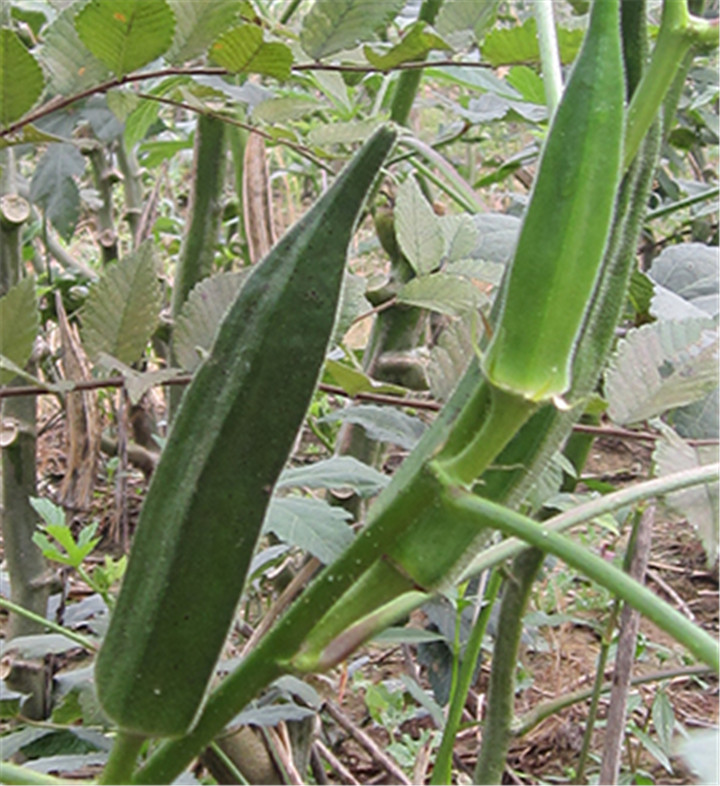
{"left": 95, "top": 353, "right": 184, "bottom": 406}
{"left": 398, "top": 272, "right": 485, "bottom": 317}
{"left": 671, "top": 388, "right": 719, "bottom": 440}
{"left": 40, "top": 4, "right": 109, "bottom": 94}
{"left": 167, "top": 0, "right": 244, "bottom": 64}
{"left": 300, "top": 0, "right": 405, "bottom": 60}
{"left": 649, "top": 242, "right": 719, "bottom": 318}
{"left": 80, "top": 242, "right": 162, "bottom": 365}
{"left": 324, "top": 358, "right": 408, "bottom": 396}
{"left": 29, "top": 143, "right": 84, "bottom": 241}
{"left": 333, "top": 273, "right": 371, "bottom": 345}
{"left": 321, "top": 404, "right": 426, "bottom": 449}
{"left": 605, "top": 318, "right": 718, "bottom": 425}
{"left": 265, "top": 497, "right": 354, "bottom": 563}
{"left": 0, "top": 28, "right": 44, "bottom": 127}
{"left": 435, "top": 0, "right": 498, "bottom": 42}
{"left": 278, "top": 456, "right": 389, "bottom": 496}
{"left": 74, "top": 0, "right": 175, "bottom": 76}
{"left": 231, "top": 703, "right": 315, "bottom": 728}
{"left": 0, "top": 277, "right": 38, "bottom": 384}
{"left": 468, "top": 212, "right": 520, "bottom": 264}
{"left": 308, "top": 116, "right": 387, "bottom": 147}
{"left": 440, "top": 214, "right": 479, "bottom": 264}
{"left": 654, "top": 423, "right": 719, "bottom": 566}
{"left": 173, "top": 271, "right": 249, "bottom": 372}
{"left": 123, "top": 76, "right": 189, "bottom": 153}
{"left": 428, "top": 319, "right": 474, "bottom": 402}
{"left": 395, "top": 176, "right": 444, "bottom": 275}
{"left": 651, "top": 689, "right": 675, "bottom": 755}
{"left": 252, "top": 95, "right": 324, "bottom": 124}
{"left": 5, "top": 634, "right": 88, "bottom": 659}
{"left": 209, "top": 25, "right": 292, "bottom": 80}
{"left": 364, "top": 22, "right": 451, "bottom": 70}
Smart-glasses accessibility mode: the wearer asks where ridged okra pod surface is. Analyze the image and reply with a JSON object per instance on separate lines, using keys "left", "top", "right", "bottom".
{"left": 482, "top": 0, "right": 624, "bottom": 402}
{"left": 95, "top": 127, "right": 396, "bottom": 737}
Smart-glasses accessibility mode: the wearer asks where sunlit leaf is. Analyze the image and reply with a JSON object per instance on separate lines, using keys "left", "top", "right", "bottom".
{"left": 74, "top": 0, "right": 175, "bottom": 76}
{"left": 482, "top": 17, "right": 583, "bottom": 67}
{"left": 0, "top": 28, "right": 44, "bottom": 127}
{"left": 209, "top": 24, "right": 292, "bottom": 80}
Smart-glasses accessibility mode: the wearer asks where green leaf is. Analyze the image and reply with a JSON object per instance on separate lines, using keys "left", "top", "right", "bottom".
{"left": 0, "top": 277, "right": 38, "bottom": 384}
{"left": 440, "top": 214, "right": 479, "bottom": 264}
{"left": 209, "top": 25, "right": 292, "bottom": 80}
{"left": 364, "top": 22, "right": 451, "bottom": 70}
{"left": 307, "top": 116, "right": 387, "bottom": 147}
{"left": 321, "top": 404, "right": 426, "bottom": 450}
{"left": 29, "top": 496, "right": 65, "bottom": 528}
{"left": 0, "top": 124, "right": 69, "bottom": 150}
{"left": 264, "top": 497, "right": 354, "bottom": 564}
{"left": 166, "top": 0, "right": 244, "bottom": 65}
{"left": 0, "top": 28, "right": 44, "bottom": 127}
{"left": 398, "top": 272, "right": 484, "bottom": 317}
{"left": 80, "top": 242, "right": 162, "bottom": 365}
{"left": 324, "top": 358, "right": 408, "bottom": 397}
{"left": 428, "top": 319, "right": 473, "bottom": 402}
{"left": 29, "top": 143, "right": 84, "bottom": 241}
{"left": 173, "top": 271, "right": 249, "bottom": 372}
{"left": 435, "top": 0, "right": 498, "bottom": 43}
{"left": 40, "top": 4, "right": 110, "bottom": 95}
{"left": 395, "top": 176, "right": 444, "bottom": 275}
{"left": 74, "top": 0, "right": 175, "bottom": 77}
{"left": 277, "top": 456, "right": 389, "bottom": 497}
{"left": 299, "top": 0, "right": 405, "bottom": 60}
{"left": 654, "top": 423, "right": 719, "bottom": 567}
{"left": 332, "top": 273, "right": 371, "bottom": 346}
{"left": 252, "top": 94, "right": 324, "bottom": 124}
{"left": 95, "top": 353, "right": 184, "bottom": 406}
{"left": 605, "top": 318, "right": 718, "bottom": 425}
{"left": 651, "top": 688, "right": 675, "bottom": 755}
{"left": 482, "top": 17, "right": 584, "bottom": 67}
{"left": 123, "top": 76, "right": 189, "bottom": 152}
{"left": 649, "top": 242, "right": 719, "bottom": 318}
{"left": 506, "top": 65, "right": 546, "bottom": 105}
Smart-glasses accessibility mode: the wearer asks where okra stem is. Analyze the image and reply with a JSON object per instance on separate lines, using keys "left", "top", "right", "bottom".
{"left": 99, "top": 731, "right": 146, "bottom": 785}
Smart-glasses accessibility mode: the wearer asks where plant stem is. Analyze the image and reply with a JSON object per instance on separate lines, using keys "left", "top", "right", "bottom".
{"left": 99, "top": 731, "right": 146, "bottom": 785}
{"left": 474, "top": 548, "right": 544, "bottom": 784}
{"left": 534, "top": 0, "right": 563, "bottom": 114}
{"left": 0, "top": 596, "right": 98, "bottom": 651}
{"left": 645, "top": 186, "right": 719, "bottom": 220}
{"left": 431, "top": 569, "right": 502, "bottom": 785}
{"left": 446, "top": 490, "right": 719, "bottom": 670}
{"left": 0, "top": 762, "right": 81, "bottom": 785}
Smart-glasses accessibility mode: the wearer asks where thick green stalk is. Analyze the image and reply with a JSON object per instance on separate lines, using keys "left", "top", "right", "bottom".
{"left": 474, "top": 549, "right": 544, "bottom": 784}
{"left": 99, "top": 731, "right": 145, "bottom": 786}
{"left": 445, "top": 489, "right": 719, "bottom": 671}
{"left": 431, "top": 570, "right": 502, "bottom": 785}
{"left": 534, "top": 0, "right": 563, "bottom": 113}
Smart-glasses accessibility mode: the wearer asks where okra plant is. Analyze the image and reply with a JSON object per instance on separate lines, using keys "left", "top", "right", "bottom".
{"left": 0, "top": 0, "right": 717, "bottom": 784}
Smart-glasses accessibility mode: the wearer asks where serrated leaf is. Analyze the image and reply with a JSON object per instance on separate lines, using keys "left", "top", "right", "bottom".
{"left": 506, "top": 65, "right": 546, "bottom": 105}
{"left": 307, "top": 116, "right": 386, "bottom": 147}
{"left": 29, "top": 496, "right": 65, "bottom": 528}
{"left": 123, "top": 76, "right": 188, "bottom": 152}
{"left": 80, "top": 242, "right": 162, "bottom": 365}
{"left": 299, "top": 0, "right": 405, "bottom": 60}
{"left": 264, "top": 497, "right": 354, "bottom": 563}
{"left": 0, "top": 277, "right": 38, "bottom": 384}
{"left": 649, "top": 242, "right": 719, "bottom": 318}
{"left": 29, "top": 143, "right": 84, "bottom": 241}
{"left": 428, "top": 318, "right": 474, "bottom": 401}
{"left": 654, "top": 423, "right": 719, "bottom": 566}
{"left": 0, "top": 28, "right": 45, "bottom": 127}
{"left": 395, "top": 177, "right": 444, "bottom": 275}
{"left": 40, "top": 4, "right": 110, "bottom": 94}
{"left": 605, "top": 319, "right": 718, "bottom": 425}
{"left": 398, "top": 272, "right": 484, "bottom": 317}
{"left": 321, "top": 404, "right": 426, "bottom": 449}
{"left": 440, "top": 214, "right": 479, "bottom": 263}
{"left": 482, "top": 17, "right": 583, "bottom": 67}
{"left": 435, "top": 0, "right": 498, "bottom": 41}
{"left": 95, "top": 352, "right": 184, "bottom": 405}
{"left": 252, "top": 95, "right": 324, "bottom": 124}
{"left": 173, "top": 271, "right": 249, "bottom": 372}
{"left": 209, "top": 25, "right": 292, "bottom": 80}
{"left": 277, "top": 456, "right": 389, "bottom": 496}
{"left": 469, "top": 212, "right": 520, "bottom": 264}
{"left": 166, "top": 0, "right": 244, "bottom": 65}
{"left": 74, "top": 0, "right": 175, "bottom": 77}
{"left": 364, "top": 22, "right": 451, "bottom": 70}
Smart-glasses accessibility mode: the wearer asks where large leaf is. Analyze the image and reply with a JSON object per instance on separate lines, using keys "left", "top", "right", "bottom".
{"left": 364, "top": 22, "right": 451, "bottom": 70}
{"left": 482, "top": 17, "right": 584, "bottom": 67}
{"left": 166, "top": 0, "right": 244, "bottom": 65}
{"left": 264, "top": 497, "right": 354, "bottom": 564}
{"left": 299, "top": 0, "right": 405, "bottom": 60}
{"left": 649, "top": 242, "right": 719, "bottom": 318}
{"left": 435, "top": 0, "right": 498, "bottom": 47}
{"left": 321, "top": 404, "right": 426, "bottom": 450}
{"left": 0, "top": 277, "right": 38, "bottom": 384}
{"left": 29, "top": 143, "right": 84, "bottom": 241}
{"left": 80, "top": 242, "right": 162, "bottom": 365}
{"left": 277, "top": 456, "right": 389, "bottom": 497}
{"left": 469, "top": 212, "right": 520, "bottom": 264}
{"left": 427, "top": 319, "right": 474, "bottom": 402}
{"left": 252, "top": 95, "right": 324, "bottom": 124}
{"left": 74, "top": 0, "right": 175, "bottom": 76}
{"left": 40, "top": 5, "right": 110, "bottom": 94}
{"left": 605, "top": 318, "right": 718, "bottom": 425}
{"left": 209, "top": 25, "right": 292, "bottom": 80}
{"left": 395, "top": 176, "right": 444, "bottom": 275}
{"left": 173, "top": 271, "right": 249, "bottom": 372}
{"left": 398, "top": 272, "right": 485, "bottom": 317}
{"left": 0, "top": 28, "right": 45, "bottom": 127}
{"left": 440, "top": 214, "right": 480, "bottom": 264}
{"left": 654, "top": 423, "right": 719, "bottom": 566}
